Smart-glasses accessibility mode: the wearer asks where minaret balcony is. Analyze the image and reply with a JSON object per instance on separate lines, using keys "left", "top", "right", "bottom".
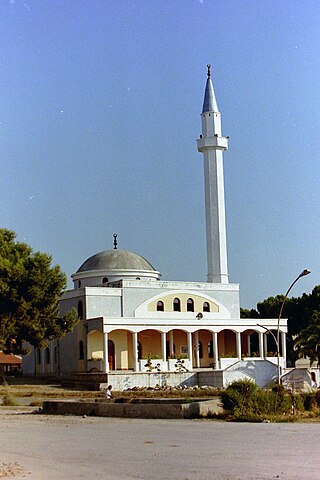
{"left": 197, "top": 136, "right": 228, "bottom": 152}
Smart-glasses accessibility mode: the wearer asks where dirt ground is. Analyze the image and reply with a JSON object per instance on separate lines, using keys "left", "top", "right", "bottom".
{"left": 1, "top": 407, "right": 320, "bottom": 480}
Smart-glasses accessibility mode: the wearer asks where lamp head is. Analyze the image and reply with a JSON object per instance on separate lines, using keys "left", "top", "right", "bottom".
{"left": 300, "top": 269, "right": 311, "bottom": 277}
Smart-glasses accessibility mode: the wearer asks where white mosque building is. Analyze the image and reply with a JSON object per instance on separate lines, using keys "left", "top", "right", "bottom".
{"left": 23, "top": 67, "right": 287, "bottom": 389}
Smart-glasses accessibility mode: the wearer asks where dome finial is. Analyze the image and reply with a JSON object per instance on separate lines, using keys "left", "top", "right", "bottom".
{"left": 113, "top": 233, "right": 118, "bottom": 250}
{"left": 207, "top": 64, "right": 211, "bottom": 78}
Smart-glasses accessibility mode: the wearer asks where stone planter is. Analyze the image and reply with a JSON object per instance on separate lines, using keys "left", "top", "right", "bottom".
{"left": 219, "top": 357, "right": 239, "bottom": 369}
{"left": 139, "top": 359, "right": 166, "bottom": 372}
{"left": 168, "top": 358, "right": 191, "bottom": 372}
{"left": 87, "top": 359, "right": 103, "bottom": 372}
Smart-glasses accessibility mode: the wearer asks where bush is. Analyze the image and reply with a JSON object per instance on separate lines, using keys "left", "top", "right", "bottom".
{"left": 220, "top": 380, "right": 293, "bottom": 419}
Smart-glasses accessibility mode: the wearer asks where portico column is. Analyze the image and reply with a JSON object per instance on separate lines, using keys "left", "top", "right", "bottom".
{"left": 195, "top": 331, "right": 200, "bottom": 368}
{"left": 187, "top": 332, "right": 193, "bottom": 370}
{"left": 41, "top": 349, "right": 45, "bottom": 375}
{"left": 132, "top": 332, "right": 139, "bottom": 371}
{"left": 161, "top": 332, "right": 166, "bottom": 364}
{"left": 281, "top": 331, "right": 287, "bottom": 367}
{"left": 247, "top": 334, "right": 251, "bottom": 357}
{"left": 213, "top": 332, "right": 218, "bottom": 369}
{"left": 169, "top": 331, "right": 174, "bottom": 356}
{"left": 236, "top": 332, "right": 242, "bottom": 360}
{"left": 103, "top": 331, "right": 109, "bottom": 373}
{"left": 259, "top": 332, "right": 264, "bottom": 359}
{"left": 264, "top": 333, "right": 268, "bottom": 357}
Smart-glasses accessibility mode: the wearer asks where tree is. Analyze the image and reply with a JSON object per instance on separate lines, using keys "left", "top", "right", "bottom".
{"left": 295, "top": 316, "right": 320, "bottom": 366}
{"left": 0, "top": 229, "right": 78, "bottom": 354}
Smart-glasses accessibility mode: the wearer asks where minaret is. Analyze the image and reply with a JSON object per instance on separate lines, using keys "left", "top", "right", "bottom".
{"left": 197, "top": 65, "right": 229, "bottom": 284}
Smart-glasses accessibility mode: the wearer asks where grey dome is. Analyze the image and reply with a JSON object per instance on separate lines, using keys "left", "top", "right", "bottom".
{"left": 77, "top": 249, "right": 156, "bottom": 273}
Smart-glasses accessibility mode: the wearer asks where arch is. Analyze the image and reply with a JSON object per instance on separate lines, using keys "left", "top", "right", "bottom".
{"left": 102, "top": 277, "right": 108, "bottom": 284}
{"left": 79, "top": 340, "right": 84, "bottom": 360}
{"left": 218, "top": 329, "right": 237, "bottom": 357}
{"left": 78, "top": 300, "right": 83, "bottom": 319}
{"left": 156, "top": 300, "right": 164, "bottom": 312}
{"left": 187, "top": 298, "right": 194, "bottom": 312}
{"left": 203, "top": 301, "right": 210, "bottom": 312}
{"left": 138, "top": 329, "right": 162, "bottom": 359}
{"left": 173, "top": 297, "right": 181, "bottom": 312}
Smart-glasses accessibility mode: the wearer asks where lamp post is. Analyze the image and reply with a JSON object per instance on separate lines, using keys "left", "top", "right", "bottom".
{"left": 276, "top": 269, "right": 311, "bottom": 385}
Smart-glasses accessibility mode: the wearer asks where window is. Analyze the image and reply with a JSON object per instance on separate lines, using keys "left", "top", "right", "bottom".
{"left": 37, "top": 349, "right": 41, "bottom": 365}
{"left": 102, "top": 277, "right": 108, "bottom": 284}
{"left": 78, "top": 300, "right": 83, "bottom": 319}
{"left": 78, "top": 280, "right": 81, "bottom": 288}
{"left": 79, "top": 340, "right": 84, "bottom": 360}
{"left": 45, "top": 347, "right": 50, "bottom": 364}
{"left": 157, "top": 301, "right": 164, "bottom": 311}
{"left": 198, "top": 341, "right": 203, "bottom": 359}
{"left": 173, "top": 298, "right": 181, "bottom": 312}
{"left": 187, "top": 298, "right": 194, "bottom": 312}
{"left": 203, "top": 302, "right": 210, "bottom": 312}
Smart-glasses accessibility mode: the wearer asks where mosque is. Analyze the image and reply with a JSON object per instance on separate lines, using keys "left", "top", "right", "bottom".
{"left": 23, "top": 67, "right": 287, "bottom": 389}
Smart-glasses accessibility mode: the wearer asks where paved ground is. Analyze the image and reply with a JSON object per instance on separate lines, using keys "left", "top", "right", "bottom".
{"left": 1, "top": 409, "right": 320, "bottom": 479}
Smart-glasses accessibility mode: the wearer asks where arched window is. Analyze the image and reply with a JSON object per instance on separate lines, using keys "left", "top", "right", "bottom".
{"left": 79, "top": 340, "right": 84, "bottom": 360}
{"left": 157, "top": 301, "right": 164, "bottom": 311}
{"left": 102, "top": 277, "right": 108, "bottom": 284}
{"left": 203, "top": 302, "right": 210, "bottom": 312}
{"left": 187, "top": 298, "right": 194, "bottom": 312}
{"left": 45, "top": 347, "right": 50, "bottom": 364}
{"left": 78, "top": 280, "right": 81, "bottom": 288}
{"left": 78, "top": 300, "right": 83, "bottom": 319}
{"left": 173, "top": 298, "right": 181, "bottom": 312}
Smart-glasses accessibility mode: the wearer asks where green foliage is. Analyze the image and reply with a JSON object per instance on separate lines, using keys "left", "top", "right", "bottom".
{"left": 220, "top": 380, "right": 293, "bottom": 420}
{"left": 295, "top": 322, "right": 320, "bottom": 366}
{"left": 0, "top": 229, "right": 79, "bottom": 353}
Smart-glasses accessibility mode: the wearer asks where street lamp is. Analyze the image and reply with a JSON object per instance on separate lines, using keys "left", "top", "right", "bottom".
{"left": 276, "top": 269, "right": 311, "bottom": 385}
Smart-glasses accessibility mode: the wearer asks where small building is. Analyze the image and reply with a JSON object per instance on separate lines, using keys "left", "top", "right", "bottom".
{"left": 22, "top": 67, "right": 287, "bottom": 389}
{"left": 0, "top": 351, "right": 22, "bottom": 375}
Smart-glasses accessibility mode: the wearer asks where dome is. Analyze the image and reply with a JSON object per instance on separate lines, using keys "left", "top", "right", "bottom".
{"left": 72, "top": 249, "right": 161, "bottom": 288}
{"left": 77, "top": 249, "right": 156, "bottom": 273}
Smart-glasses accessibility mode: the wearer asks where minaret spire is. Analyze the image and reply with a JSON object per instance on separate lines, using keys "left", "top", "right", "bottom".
{"left": 197, "top": 66, "right": 229, "bottom": 284}
{"left": 202, "top": 64, "right": 219, "bottom": 114}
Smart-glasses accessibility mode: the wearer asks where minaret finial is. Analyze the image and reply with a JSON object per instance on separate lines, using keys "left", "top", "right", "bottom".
{"left": 207, "top": 64, "right": 211, "bottom": 78}
{"left": 113, "top": 233, "right": 118, "bottom": 250}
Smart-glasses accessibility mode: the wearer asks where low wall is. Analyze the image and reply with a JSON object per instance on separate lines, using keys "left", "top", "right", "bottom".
{"left": 42, "top": 398, "right": 223, "bottom": 419}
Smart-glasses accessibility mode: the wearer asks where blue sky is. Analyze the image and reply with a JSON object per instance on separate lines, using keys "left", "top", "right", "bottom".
{"left": 1, "top": 0, "right": 319, "bottom": 308}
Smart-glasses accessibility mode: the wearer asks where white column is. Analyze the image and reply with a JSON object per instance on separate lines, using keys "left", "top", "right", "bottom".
{"left": 103, "top": 331, "right": 109, "bottom": 373}
{"left": 187, "top": 332, "right": 193, "bottom": 370}
{"left": 213, "top": 332, "right": 219, "bottom": 369}
{"left": 132, "top": 332, "right": 139, "bottom": 372}
{"left": 41, "top": 349, "right": 45, "bottom": 375}
{"left": 259, "top": 332, "right": 264, "bottom": 359}
{"left": 236, "top": 332, "right": 242, "bottom": 360}
{"left": 195, "top": 331, "right": 200, "bottom": 368}
{"left": 281, "top": 331, "right": 287, "bottom": 366}
{"left": 161, "top": 332, "right": 167, "bottom": 365}
{"left": 247, "top": 334, "right": 251, "bottom": 357}
{"left": 264, "top": 333, "right": 268, "bottom": 357}
{"left": 169, "top": 331, "right": 174, "bottom": 356}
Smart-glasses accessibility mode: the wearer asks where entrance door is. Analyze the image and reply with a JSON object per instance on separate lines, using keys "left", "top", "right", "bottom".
{"left": 108, "top": 340, "right": 115, "bottom": 370}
